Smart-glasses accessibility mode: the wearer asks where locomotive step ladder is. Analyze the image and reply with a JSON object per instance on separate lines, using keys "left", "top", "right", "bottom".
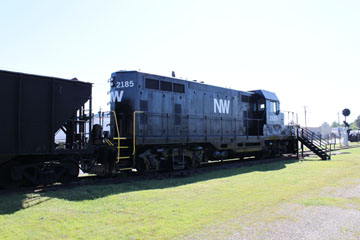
{"left": 297, "top": 127, "right": 331, "bottom": 160}
{"left": 113, "top": 137, "right": 130, "bottom": 163}
{"left": 111, "top": 110, "right": 144, "bottom": 165}
{"left": 112, "top": 111, "right": 131, "bottom": 163}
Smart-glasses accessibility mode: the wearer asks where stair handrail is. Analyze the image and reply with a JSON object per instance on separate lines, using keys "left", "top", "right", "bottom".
{"left": 297, "top": 126, "right": 331, "bottom": 159}
{"left": 300, "top": 127, "right": 330, "bottom": 148}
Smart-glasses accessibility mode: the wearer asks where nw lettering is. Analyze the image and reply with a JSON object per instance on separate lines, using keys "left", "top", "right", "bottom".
{"left": 214, "top": 98, "right": 230, "bottom": 114}
{"left": 110, "top": 90, "right": 124, "bottom": 103}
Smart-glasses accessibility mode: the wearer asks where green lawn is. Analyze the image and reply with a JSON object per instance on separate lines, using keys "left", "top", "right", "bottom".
{"left": 1, "top": 148, "right": 360, "bottom": 240}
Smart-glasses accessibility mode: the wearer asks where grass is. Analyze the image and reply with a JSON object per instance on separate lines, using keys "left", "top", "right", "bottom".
{"left": 300, "top": 197, "right": 352, "bottom": 207}
{"left": 331, "top": 141, "right": 360, "bottom": 149}
{"left": 1, "top": 148, "right": 360, "bottom": 239}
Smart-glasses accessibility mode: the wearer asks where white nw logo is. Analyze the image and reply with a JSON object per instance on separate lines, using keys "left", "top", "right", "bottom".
{"left": 214, "top": 98, "right": 230, "bottom": 114}
{"left": 110, "top": 90, "right": 124, "bottom": 103}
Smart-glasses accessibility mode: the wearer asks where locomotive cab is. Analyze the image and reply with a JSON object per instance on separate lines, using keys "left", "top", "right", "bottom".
{"left": 251, "top": 90, "right": 284, "bottom": 136}
{"left": 109, "top": 71, "right": 138, "bottom": 139}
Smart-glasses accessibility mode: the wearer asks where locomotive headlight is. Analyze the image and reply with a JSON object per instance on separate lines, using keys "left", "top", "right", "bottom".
{"left": 109, "top": 77, "right": 115, "bottom": 87}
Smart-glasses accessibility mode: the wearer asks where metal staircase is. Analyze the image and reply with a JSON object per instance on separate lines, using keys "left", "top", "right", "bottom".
{"left": 297, "top": 127, "right": 331, "bottom": 160}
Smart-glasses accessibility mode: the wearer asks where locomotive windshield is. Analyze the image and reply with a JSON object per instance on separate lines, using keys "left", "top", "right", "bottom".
{"left": 269, "top": 101, "right": 280, "bottom": 115}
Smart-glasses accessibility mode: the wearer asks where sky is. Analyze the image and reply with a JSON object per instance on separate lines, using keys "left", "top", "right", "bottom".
{"left": 1, "top": 0, "right": 359, "bottom": 127}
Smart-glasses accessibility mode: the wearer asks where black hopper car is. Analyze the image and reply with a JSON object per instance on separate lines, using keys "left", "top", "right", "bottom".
{"left": 0, "top": 69, "right": 297, "bottom": 187}
{"left": 349, "top": 130, "right": 360, "bottom": 142}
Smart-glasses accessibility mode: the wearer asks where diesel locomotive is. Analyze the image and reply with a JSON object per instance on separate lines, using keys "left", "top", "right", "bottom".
{"left": 0, "top": 69, "right": 297, "bottom": 187}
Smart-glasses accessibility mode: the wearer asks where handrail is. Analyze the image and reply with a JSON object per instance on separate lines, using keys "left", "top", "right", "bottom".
{"left": 134, "top": 112, "right": 264, "bottom": 138}
{"left": 112, "top": 110, "right": 120, "bottom": 138}
{"left": 298, "top": 127, "right": 331, "bottom": 159}
{"left": 132, "top": 111, "right": 144, "bottom": 156}
{"left": 300, "top": 128, "right": 330, "bottom": 147}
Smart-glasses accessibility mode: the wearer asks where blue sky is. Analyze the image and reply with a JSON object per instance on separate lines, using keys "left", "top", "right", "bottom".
{"left": 1, "top": 0, "right": 359, "bottom": 126}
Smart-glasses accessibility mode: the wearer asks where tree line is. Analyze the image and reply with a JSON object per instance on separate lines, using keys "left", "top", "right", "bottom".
{"left": 331, "top": 115, "right": 360, "bottom": 130}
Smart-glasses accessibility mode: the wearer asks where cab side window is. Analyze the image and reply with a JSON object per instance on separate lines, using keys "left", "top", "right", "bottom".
{"left": 269, "top": 101, "right": 280, "bottom": 114}
{"left": 258, "top": 99, "right": 265, "bottom": 111}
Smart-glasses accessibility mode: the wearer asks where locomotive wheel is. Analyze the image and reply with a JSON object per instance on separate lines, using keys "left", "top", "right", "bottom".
{"left": 185, "top": 157, "right": 196, "bottom": 170}
{"left": 255, "top": 152, "right": 265, "bottom": 160}
{"left": 135, "top": 158, "right": 146, "bottom": 174}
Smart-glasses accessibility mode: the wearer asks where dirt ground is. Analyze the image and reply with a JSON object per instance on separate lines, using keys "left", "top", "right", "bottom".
{"left": 186, "top": 179, "right": 360, "bottom": 240}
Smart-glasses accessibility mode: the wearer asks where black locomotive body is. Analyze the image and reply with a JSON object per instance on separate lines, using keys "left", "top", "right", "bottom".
{"left": 108, "top": 71, "right": 297, "bottom": 172}
{"left": 0, "top": 69, "right": 297, "bottom": 187}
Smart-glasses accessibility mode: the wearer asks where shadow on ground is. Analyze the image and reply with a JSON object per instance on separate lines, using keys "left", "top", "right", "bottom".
{"left": 0, "top": 158, "right": 308, "bottom": 214}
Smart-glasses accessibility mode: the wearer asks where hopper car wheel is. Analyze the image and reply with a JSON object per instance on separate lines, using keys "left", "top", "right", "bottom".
{"left": 0, "top": 162, "right": 22, "bottom": 189}
{"left": 23, "top": 166, "right": 41, "bottom": 186}
{"left": 59, "top": 161, "right": 79, "bottom": 184}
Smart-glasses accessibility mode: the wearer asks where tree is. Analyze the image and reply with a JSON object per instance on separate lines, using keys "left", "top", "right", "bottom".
{"left": 350, "top": 122, "right": 358, "bottom": 130}
{"left": 331, "top": 121, "right": 339, "bottom": 128}
{"left": 355, "top": 115, "right": 360, "bottom": 129}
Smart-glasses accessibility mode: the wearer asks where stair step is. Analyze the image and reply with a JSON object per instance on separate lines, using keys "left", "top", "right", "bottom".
{"left": 297, "top": 127, "right": 331, "bottom": 160}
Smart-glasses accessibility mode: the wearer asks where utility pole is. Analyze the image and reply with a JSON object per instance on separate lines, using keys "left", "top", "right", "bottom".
{"left": 338, "top": 112, "right": 341, "bottom": 147}
{"left": 296, "top": 113, "right": 298, "bottom": 125}
{"left": 304, "top": 106, "right": 307, "bottom": 128}
{"left": 282, "top": 110, "right": 294, "bottom": 125}
{"left": 287, "top": 111, "right": 290, "bottom": 125}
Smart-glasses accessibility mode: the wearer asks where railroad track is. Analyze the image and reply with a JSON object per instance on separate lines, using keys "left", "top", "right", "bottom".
{"left": 0, "top": 155, "right": 299, "bottom": 195}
